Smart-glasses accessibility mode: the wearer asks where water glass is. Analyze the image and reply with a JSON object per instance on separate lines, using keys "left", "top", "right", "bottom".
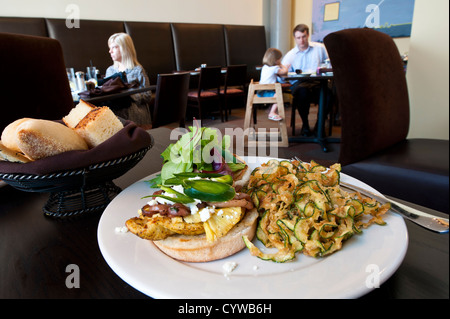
{"left": 76, "top": 71, "right": 87, "bottom": 91}
{"left": 66, "top": 68, "right": 77, "bottom": 92}
{"left": 86, "top": 66, "right": 98, "bottom": 86}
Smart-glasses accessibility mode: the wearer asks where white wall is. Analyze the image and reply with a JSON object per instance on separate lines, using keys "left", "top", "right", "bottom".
{"left": 0, "top": 0, "right": 264, "bottom": 25}
{"left": 406, "top": 0, "right": 449, "bottom": 140}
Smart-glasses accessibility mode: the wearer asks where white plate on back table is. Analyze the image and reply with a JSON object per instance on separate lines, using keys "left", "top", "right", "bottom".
{"left": 97, "top": 156, "right": 408, "bottom": 299}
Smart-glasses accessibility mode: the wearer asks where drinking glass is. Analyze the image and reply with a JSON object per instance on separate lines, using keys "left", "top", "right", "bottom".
{"left": 86, "top": 66, "right": 98, "bottom": 86}
{"left": 76, "top": 71, "right": 87, "bottom": 91}
{"left": 66, "top": 68, "right": 77, "bottom": 91}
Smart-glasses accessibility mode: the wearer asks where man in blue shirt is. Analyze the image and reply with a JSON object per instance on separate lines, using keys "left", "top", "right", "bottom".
{"left": 282, "top": 24, "right": 329, "bottom": 136}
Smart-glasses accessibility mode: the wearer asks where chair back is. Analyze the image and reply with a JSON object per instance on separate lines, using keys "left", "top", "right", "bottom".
{"left": 223, "top": 64, "right": 247, "bottom": 91}
{"left": 198, "top": 66, "right": 222, "bottom": 93}
{"left": 323, "top": 28, "right": 410, "bottom": 165}
{"left": 152, "top": 72, "right": 190, "bottom": 128}
{"left": 0, "top": 33, "right": 74, "bottom": 132}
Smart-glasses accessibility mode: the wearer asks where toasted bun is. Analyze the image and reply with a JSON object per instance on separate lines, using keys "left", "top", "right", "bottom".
{"left": 62, "top": 99, "right": 96, "bottom": 128}
{"left": 73, "top": 106, "right": 124, "bottom": 148}
{"left": 153, "top": 208, "right": 259, "bottom": 262}
{"left": 1, "top": 118, "right": 31, "bottom": 152}
{"left": 15, "top": 119, "right": 88, "bottom": 160}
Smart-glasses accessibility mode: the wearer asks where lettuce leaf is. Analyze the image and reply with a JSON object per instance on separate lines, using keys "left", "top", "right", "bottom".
{"left": 147, "top": 122, "right": 245, "bottom": 186}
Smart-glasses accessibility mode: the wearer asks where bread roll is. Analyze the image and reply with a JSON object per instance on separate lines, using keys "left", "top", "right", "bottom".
{"left": 1, "top": 118, "right": 31, "bottom": 153}
{"left": 16, "top": 119, "right": 89, "bottom": 160}
{"left": 63, "top": 101, "right": 124, "bottom": 149}
{"left": 0, "top": 141, "right": 31, "bottom": 163}
{"left": 62, "top": 99, "right": 96, "bottom": 128}
{"left": 153, "top": 208, "right": 259, "bottom": 262}
{"left": 73, "top": 106, "right": 124, "bottom": 148}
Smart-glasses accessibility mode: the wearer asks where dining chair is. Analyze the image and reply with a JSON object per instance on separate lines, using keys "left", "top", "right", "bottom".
{"left": 244, "top": 80, "right": 289, "bottom": 147}
{"left": 324, "top": 28, "right": 449, "bottom": 213}
{"left": 152, "top": 72, "right": 190, "bottom": 128}
{"left": 0, "top": 32, "right": 74, "bottom": 132}
{"left": 219, "top": 64, "right": 247, "bottom": 121}
{"left": 187, "top": 66, "right": 223, "bottom": 121}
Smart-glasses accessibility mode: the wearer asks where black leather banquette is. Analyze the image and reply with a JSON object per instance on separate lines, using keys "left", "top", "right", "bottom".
{"left": 0, "top": 17, "right": 267, "bottom": 84}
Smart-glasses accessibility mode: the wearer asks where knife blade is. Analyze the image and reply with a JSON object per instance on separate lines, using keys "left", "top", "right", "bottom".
{"left": 340, "top": 181, "right": 449, "bottom": 234}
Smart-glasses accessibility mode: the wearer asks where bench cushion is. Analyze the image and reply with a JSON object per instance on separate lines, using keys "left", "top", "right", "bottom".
{"left": 224, "top": 24, "right": 266, "bottom": 82}
{"left": 171, "top": 23, "right": 226, "bottom": 71}
{"left": 124, "top": 22, "right": 176, "bottom": 85}
{"left": 0, "top": 17, "right": 47, "bottom": 37}
{"left": 46, "top": 19, "right": 124, "bottom": 74}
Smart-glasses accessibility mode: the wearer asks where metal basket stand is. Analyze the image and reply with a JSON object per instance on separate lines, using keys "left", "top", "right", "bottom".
{"left": 43, "top": 180, "right": 122, "bottom": 219}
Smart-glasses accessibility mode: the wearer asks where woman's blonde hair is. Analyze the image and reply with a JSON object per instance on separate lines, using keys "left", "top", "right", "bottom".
{"left": 108, "top": 33, "right": 141, "bottom": 70}
{"left": 262, "top": 48, "right": 283, "bottom": 67}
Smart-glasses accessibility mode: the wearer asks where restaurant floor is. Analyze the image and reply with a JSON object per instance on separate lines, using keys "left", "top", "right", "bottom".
{"left": 155, "top": 100, "right": 342, "bottom": 167}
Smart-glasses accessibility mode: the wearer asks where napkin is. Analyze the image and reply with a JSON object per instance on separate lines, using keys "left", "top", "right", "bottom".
{"left": 78, "top": 77, "right": 140, "bottom": 99}
{"left": 0, "top": 121, "right": 153, "bottom": 175}
{"left": 97, "top": 71, "right": 128, "bottom": 86}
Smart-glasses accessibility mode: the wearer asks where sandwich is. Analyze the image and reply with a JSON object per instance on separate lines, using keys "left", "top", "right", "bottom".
{"left": 125, "top": 123, "right": 258, "bottom": 262}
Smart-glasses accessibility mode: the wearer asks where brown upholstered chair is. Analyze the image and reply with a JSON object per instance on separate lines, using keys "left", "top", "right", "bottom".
{"left": 152, "top": 72, "right": 190, "bottom": 128}
{"left": 187, "top": 66, "right": 223, "bottom": 121}
{"left": 0, "top": 33, "right": 74, "bottom": 132}
{"left": 324, "top": 28, "right": 449, "bottom": 213}
{"left": 220, "top": 64, "right": 247, "bottom": 121}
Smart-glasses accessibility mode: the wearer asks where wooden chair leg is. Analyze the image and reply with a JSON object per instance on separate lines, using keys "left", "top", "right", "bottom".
{"left": 275, "top": 84, "right": 289, "bottom": 147}
{"left": 244, "top": 82, "right": 255, "bottom": 132}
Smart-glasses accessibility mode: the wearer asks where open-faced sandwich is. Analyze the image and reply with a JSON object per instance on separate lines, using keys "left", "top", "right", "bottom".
{"left": 126, "top": 124, "right": 258, "bottom": 262}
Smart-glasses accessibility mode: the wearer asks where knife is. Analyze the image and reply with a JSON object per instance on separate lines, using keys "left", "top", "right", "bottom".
{"left": 340, "top": 181, "right": 449, "bottom": 234}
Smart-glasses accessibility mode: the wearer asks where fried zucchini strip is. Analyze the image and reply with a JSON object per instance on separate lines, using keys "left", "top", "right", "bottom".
{"left": 244, "top": 159, "right": 389, "bottom": 262}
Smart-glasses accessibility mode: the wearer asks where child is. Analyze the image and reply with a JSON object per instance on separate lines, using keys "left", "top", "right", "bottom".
{"left": 258, "top": 48, "right": 289, "bottom": 121}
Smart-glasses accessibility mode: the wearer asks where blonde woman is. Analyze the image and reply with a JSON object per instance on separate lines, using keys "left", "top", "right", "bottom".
{"left": 258, "top": 48, "right": 289, "bottom": 121}
{"left": 106, "top": 32, "right": 152, "bottom": 125}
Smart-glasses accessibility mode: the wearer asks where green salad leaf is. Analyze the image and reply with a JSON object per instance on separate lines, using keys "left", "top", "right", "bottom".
{"left": 146, "top": 121, "right": 245, "bottom": 187}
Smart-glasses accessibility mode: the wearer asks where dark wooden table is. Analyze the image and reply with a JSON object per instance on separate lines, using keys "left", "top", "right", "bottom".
{"left": 75, "top": 86, "right": 155, "bottom": 105}
{"left": 282, "top": 74, "right": 340, "bottom": 152}
{"left": 0, "top": 127, "right": 448, "bottom": 299}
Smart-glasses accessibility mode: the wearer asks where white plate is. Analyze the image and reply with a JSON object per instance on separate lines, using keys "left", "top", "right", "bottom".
{"left": 98, "top": 156, "right": 408, "bottom": 299}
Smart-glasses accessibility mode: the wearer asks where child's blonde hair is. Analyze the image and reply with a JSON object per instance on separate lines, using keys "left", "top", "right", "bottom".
{"left": 262, "top": 48, "right": 283, "bottom": 67}
{"left": 108, "top": 33, "right": 141, "bottom": 70}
